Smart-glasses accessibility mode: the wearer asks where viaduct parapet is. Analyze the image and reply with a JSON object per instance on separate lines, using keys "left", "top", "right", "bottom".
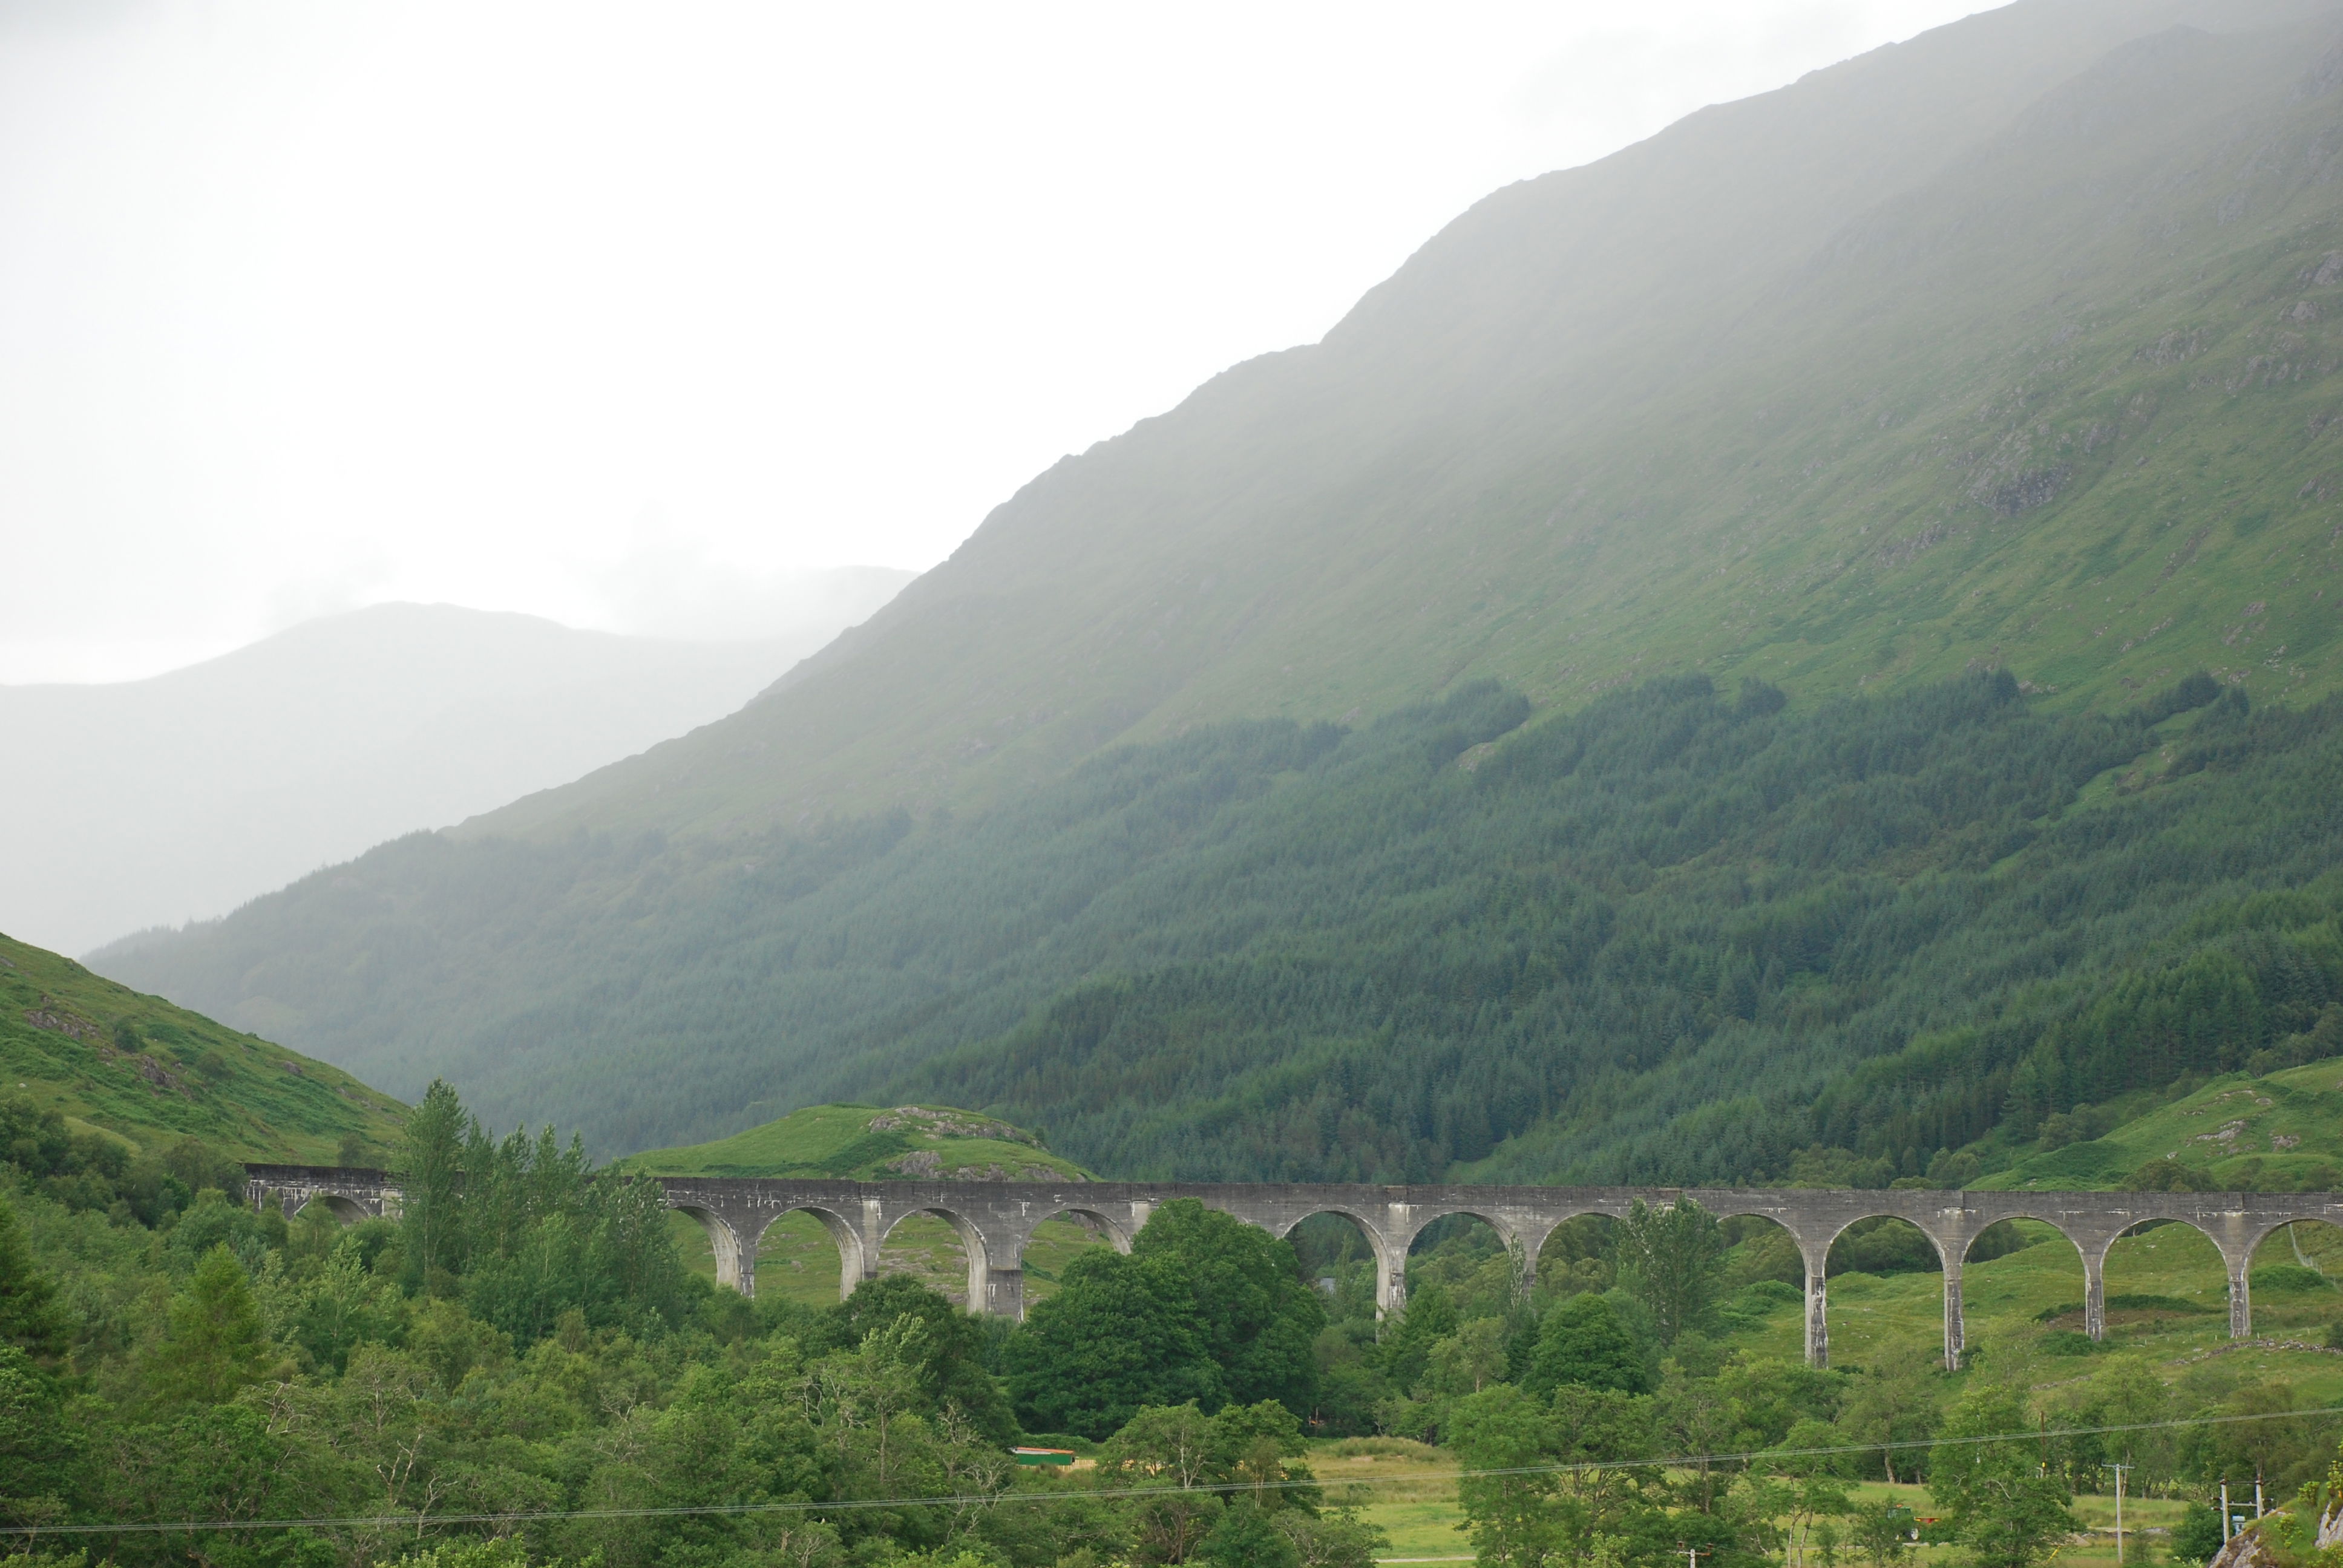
{"left": 246, "top": 1166, "right": 2343, "bottom": 1370}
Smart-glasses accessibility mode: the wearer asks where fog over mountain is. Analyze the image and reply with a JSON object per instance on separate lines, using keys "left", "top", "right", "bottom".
{"left": 8, "top": 571, "right": 908, "bottom": 956}
{"left": 96, "top": 0, "right": 2343, "bottom": 1174}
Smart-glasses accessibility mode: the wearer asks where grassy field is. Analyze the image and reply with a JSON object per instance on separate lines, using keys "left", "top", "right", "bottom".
{"left": 1350, "top": 1216, "right": 2343, "bottom": 1562}
{"left": 0, "top": 930, "right": 405, "bottom": 1161}
{"left": 1311, "top": 1439, "right": 1467, "bottom": 1560}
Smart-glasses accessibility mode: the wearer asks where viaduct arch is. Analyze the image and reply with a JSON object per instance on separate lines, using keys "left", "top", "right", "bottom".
{"left": 246, "top": 1166, "right": 2343, "bottom": 1368}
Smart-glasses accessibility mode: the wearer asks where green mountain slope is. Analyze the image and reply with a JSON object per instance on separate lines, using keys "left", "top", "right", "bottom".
{"left": 463, "top": 0, "right": 2343, "bottom": 846}
{"left": 94, "top": 668, "right": 2343, "bottom": 1183}
{"left": 0, "top": 930, "right": 404, "bottom": 1160}
{"left": 621, "top": 1103, "right": 1092, "bottom": 1181}
{"left": 90, "top": 0, "right": 2343, "bottom": 1178}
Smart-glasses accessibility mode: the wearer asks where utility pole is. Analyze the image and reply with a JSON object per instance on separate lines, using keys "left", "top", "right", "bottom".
{"left": 2256, "top": 1471, "right": 2266, "bottom": 1520}
{"left": 2223, "top": 1481, "right": 2233, "bottom": 1541}
{"left": 2112, "top": 1463, "right": 2131, "bottom": 1565}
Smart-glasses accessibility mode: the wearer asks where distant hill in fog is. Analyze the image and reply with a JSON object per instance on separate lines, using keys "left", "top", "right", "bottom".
{"left": 8, "top": 576, "right": 909, "bottom": 955}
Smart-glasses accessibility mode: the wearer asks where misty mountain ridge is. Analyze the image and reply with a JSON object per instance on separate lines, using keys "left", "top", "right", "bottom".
{"left": 93, "top": 0, "right": 2343, "bottom": 1181}
{"left": 16, "top": 578, "right": 909, "bottom": 956}
{"left": 460, "top": 0, "right": 2343, "bottom": 845}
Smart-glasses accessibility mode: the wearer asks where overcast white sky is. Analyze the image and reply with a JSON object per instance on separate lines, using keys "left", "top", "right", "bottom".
{"left": 0, "top": 0, "right": 1985, "bottom": 684}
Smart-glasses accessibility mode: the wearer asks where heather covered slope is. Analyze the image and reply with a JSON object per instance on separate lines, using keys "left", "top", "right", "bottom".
{"left": 472, "top": 0, "right": 2343, "bottom": 844}
{"left": 0, "top": 930, "right": 403, "bottom": 1161}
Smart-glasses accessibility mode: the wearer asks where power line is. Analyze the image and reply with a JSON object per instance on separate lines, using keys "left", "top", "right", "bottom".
{"left": 11, "top": 1401, "right": 2336, "bottom": 1537}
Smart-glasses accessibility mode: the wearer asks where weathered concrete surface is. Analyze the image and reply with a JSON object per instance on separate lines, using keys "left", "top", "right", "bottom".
{"left": 249, "top": 1167, "right": 2343, "bottom": 1368}
{"left": 246, "top": 1164, "right": 402, "bottom": 1223}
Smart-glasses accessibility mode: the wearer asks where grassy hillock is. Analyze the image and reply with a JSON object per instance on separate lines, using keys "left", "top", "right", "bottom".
{"left": 1985, "top": 1060, "right": 2343, "bottom": 1192}
{"left": 0, "top": 929, "right": 403, "bottom": 1161}
{"left": 621, "top": 1102, "right": 1091, "bottom": 1182}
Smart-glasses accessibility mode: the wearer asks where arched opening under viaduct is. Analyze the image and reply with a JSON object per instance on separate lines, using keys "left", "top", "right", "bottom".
{"left": 1406, "top": 1212, "right": 1517, "bottom": 1321}
{"left": 1951, "top": 1218, "right": 2079, "bottom": 1362}
{"left": 2246, "top": 1218, "right": 2343, "bottom": 1336}
{"left": 1288, "top": 1210, "right": 1378, "bottom": 1314}
{"left": 755, "top": 1210, "right": 856, "bottom": 1305}
{"left": 2103, "top": 1217, "right": 2232, "bottom": 1339}
{"left": 1768, "top": 1212, "right": 1946, "bottom": 1370}
{"left": 881, "top": 1207, "right": 987, "bottom": 1309}
{"left": 1277, "top": 1204, "right": 1406, "bottom": 1335}
{"left": 295, "top": 1191, "right": 371, "bottom": 1224}
{"left": 1532, "top": 1213, "right": 1621, "bottom": 1309}
{"left": 1709, "top": 1213, "right": 1806, "bottom": 1353}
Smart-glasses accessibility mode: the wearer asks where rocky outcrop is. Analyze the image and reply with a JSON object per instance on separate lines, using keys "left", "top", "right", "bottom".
{"left": 882, "top": 1148, "right": 1078, "bottom": 1182}
{"left": 23, "top": 1003, "right": 98, "bottom": 1040}
{"left": 870, "top": 1106, "right": 1043, "bottom": 1148}
{"left": 2210, "top": 1523, "right": 2284, "bottom": 1568}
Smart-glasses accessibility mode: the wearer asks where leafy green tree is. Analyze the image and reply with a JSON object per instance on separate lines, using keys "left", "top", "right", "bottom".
{"left": 1273, "top": 1506, "right": 1390, "bottom": 1568}
{"left": 290, "top": 1232, "right": 408, "bottom": 1374}
{"left": 1927, "top": 1390, "right": 2080, "bottom": 1568}
{"left": 2190, "top": 1379, "right": 2331, "bottom": 1498}
{"left": 1525, "top": 1294, "right": 1650, "bottom": 1397}
{"left": 1618, "top": 1197, "right": 1722, "bottom": 1346}
{"left": 1450, "top": 1380, "right": 1679, "bottom": 1567}
{"left": 1766, "top": 1417, "right": 1853, "bottom": 1568}
{"left": 1423, "top": 1317, "right": 1513, "bottom": 1398}
{"left": 1097, "top": 1402, "right": 1222, "bottom": 1563}
{"left": 142, "top": 1243, "right": 273, "bottom": 1411}
{"left": 821, "top": 1275, "right": 1017, "bottom": 1443}
{"left": 1092, "top": 1400, "right": 1317, "bottom": 1564}
{"left": 2169, "top": 1503, "right": 2224, "bottom": 1565}
{"left": 1132, "top": 1200, "right": 1324, "bottom": 1414}
{"left": 393, "top": 1086, "right": 692, "bottom": 1347}
{"left": 90, "top": 1400, "right": 295, "bottom": 1546}
{"left": 0, "top": 1344, "right": 74, "bottom": 1527}
{"left": 1206, "top": 1399, "right": 1316, "bottom": 1510}
{"left": 1201, "top": 1500, "right": 1300, "bottom": 1568}
{"left": 1837, "top": 1357, "right": 1939, "bottom": 1483}
{"left": 1443, "top": 1383, "right": 1568, "bottom": 1566}
{"left": 0, "top": 1197, "right": 68, "bottom": 1365}
{"left": 1375, "top": 1283, "right": 1457, "bottom": 1396}
{"left": 1003, "top": 1250, "right": 1221, "bottom": 1439}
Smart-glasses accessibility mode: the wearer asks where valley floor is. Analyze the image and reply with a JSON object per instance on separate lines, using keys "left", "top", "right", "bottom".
{"left": 675, "top": 1197, "right": 2343, "bottom": 1562}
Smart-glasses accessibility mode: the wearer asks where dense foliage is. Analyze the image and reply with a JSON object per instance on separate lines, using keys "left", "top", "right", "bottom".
{"left": 1004, "top": 1201, "right": 1325, "bottom": 1439}
{"left": 100, "top": 669, "right": 2343, "bottom": 1194}
{"left": 0, "top": 1086, "right": 1381, "bottom": 1568}
{"left": 10, "top": 1077, "right": 2343, "bottom": 1566}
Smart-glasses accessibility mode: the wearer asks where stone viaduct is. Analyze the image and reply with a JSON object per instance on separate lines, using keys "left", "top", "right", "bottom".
{"left": 246, "top": 1165, "right": 2343, "bottom": 1370}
